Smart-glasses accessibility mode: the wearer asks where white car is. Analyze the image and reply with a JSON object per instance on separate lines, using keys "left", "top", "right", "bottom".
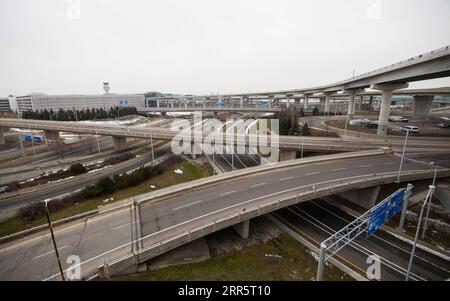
{"left": 401, "top": 126, "right": 419, "bottom": 133}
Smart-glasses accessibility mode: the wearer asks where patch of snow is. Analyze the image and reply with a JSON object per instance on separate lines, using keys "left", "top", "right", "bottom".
{"left": 264, "top": 254, "right": 283, "bottom": 259}
{"left": 174, "top": 169, "right": 183, "bottom": 174}
{"left": 150, "top": 185, "right": 156, "bottom": 189}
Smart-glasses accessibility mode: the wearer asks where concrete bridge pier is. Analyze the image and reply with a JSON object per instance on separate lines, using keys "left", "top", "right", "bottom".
{"left": 44, "top": 130, "right": 60, "bottom": 142}
{"left": 113, "top": 136, "right": 127, "bottom": 151}
{"left": 371, "top": 83, "right": 409, "bottom": 136}
{"left": 324, "top": 94, "right": 331, "bottom": 115}
{"left": 0, "top": 127, "right": 6, "bottom": 145}
{"left": 268, "top": 96, "right": 273, "bottom": 109}
{"left": 233, "top": 220, "right": 250, "bottom": 239}
{"left": 412, "top": 95, "right": 434, "bottom": 119}
{"left": 344, "top": 90, "right": 356, "bottom": 121}
{"left": 304, "top": 94, "right": 310, "bottom": 109}
{"left": 279, "top": 149, "right": 297, "bottom": 161}
{"left": 368, "top": 96, "right": 374, "bottom": 111}
{"left": 157, "top": 99, "right": 160, "bottom": 109}
{"left": 338, "top": 185, "right": 381, "bottom": 210}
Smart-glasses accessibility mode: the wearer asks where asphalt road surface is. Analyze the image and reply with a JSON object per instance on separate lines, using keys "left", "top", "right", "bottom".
{"left": 0, "top": 153, "right": 442, "bottom": 280}
{"left": 272, "top": 200, "right": 450, "bottom": 281}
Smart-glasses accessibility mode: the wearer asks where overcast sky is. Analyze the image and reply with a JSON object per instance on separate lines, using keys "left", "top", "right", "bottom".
{"left": 1, "top": 0, "right": 449, "bottom": 96}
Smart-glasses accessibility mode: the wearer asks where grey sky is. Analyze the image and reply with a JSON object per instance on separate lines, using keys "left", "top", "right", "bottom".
{"left": 1, "top": 0, "right": 449, "bottom": 96}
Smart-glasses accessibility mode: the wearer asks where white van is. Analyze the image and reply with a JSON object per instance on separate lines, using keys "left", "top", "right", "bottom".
{"left": 401, "top": 126, "right": 419, "bottom": 133}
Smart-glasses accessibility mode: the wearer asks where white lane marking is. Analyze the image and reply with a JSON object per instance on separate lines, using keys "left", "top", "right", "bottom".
{"left": 279, "top": 176, "right": 294, "bottom": 181}
{"left": 357, "top": 164, "right": 372, "bottom": 168}
{"left": 251, "top": 183, "right": 266, "bottom": 188}
{"left": 332, "top": 168, "right": 347, "bottom": 171}
{"left": 384, "top": 162, "right": 396, "bottom": 165}
{"left": 220, "top": 190, "right": 237, "bottom": 196}
{"left": 306, "top": 171, "right": 320, "bottom": 176}
{"left": 44, "top": 169, "right": 433, "bottom": 281}
{"left": 172, "top": 200, "right": 203, "bottom": 212}
{"left": 33, "top": 245, "right": 68, "bottom": 260}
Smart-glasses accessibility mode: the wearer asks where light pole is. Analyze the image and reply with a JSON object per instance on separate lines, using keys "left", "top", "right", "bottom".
{"left": 93, "top": 115, "right": 101, "bottom": 154}
{"left": 43, "top": 199, "right": 66, "bottom": 281}
{"left": 147, "top": 115, "right": 155, "bottom": 167}
{"left": 422, "top": 162, "right": 438, "bottom": 240}
{"left": 405, "top": 185, "right": 435, "bottom": 281}
{"left": 396, "top": 129, "right": 409, "bottom": 183}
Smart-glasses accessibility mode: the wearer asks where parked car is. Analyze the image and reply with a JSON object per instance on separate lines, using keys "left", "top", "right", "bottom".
{"left": 364, "top": 123, "right": 378, "bottom": 129}
{"left": 401, "top": 126, "right": 420, "bottom": 134}
{"left": 389, "top": 116, "right": 409, "bottom": 123}
{"left": 436, "top": 123, "right": 449, "bottom": 128}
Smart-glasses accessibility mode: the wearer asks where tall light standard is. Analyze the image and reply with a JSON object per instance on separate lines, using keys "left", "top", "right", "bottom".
{"left": 93, "top": 115, "right": 101, "bottom": 154}
{"left": 396, "top": 128, "right": 410, "bottom": 183}
{"left": 147, "top": 114, "right": 155, "bottom": 167}
{"left": 405, "top": 185, "right": 435, "bottom": 281}
{"left": 422, "top": 162, "right": 438, "bottom": 240}
{"left": 43, "top": 199, "right": 65, "bottom": 281}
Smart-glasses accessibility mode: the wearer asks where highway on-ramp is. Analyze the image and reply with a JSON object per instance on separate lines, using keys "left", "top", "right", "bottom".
{"left": 0, "top": 152, "right": 446, "bottom": 281}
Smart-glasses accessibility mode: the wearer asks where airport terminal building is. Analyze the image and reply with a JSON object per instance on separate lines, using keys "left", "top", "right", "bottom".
{"left": 15, "top": 93, "right": 146, "bottom": 113}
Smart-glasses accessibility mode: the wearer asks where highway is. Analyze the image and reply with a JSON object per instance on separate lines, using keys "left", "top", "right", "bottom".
{"left": 0, "top": 152, "right": 445, "bottom": 280}
{"left": 272, "top": 200, "right": 450, "bottom": 281}
{"left": 0, "top": 142, "right": 171, "bottom": 219}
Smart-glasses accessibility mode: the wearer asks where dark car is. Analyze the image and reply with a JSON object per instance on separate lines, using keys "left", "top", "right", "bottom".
{"left": 364, "top": 123, "right": 378, "bottom": 129}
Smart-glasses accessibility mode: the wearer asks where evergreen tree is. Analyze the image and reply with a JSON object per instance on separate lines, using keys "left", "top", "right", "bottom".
{"left": 302, "top": 122, "right": 311, "bottom": 136}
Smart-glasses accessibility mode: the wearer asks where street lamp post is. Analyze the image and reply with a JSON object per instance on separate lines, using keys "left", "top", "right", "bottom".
{"left": 147, "top": 115, "right": 155, "bottom": 167}
{"left": 396, "top": 129, "right": 410, "bottom": 183}
{"left": 93, "top": 115, "right": 101, "bottom": 154}
{"left": 44, "top": 199, "right": 65, "bottom": 281}
{"left": 405, "top": 185, "right": 435, "bottom": 281}
{"left": 422, "top": 162, "right": 438, "bottom": 240}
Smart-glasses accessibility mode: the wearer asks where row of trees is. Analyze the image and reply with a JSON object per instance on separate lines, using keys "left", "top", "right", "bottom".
{"left": 275, "top": 108, "right": 301, "bottom": 135}
{"left": 274, "top": 108, "right": 314, "bottom": 136}
{"left": 22, "top": 106, "right": 138, "bottom": 121}
{"left": 18, "top": 163, "right": 164, "bottom": 221}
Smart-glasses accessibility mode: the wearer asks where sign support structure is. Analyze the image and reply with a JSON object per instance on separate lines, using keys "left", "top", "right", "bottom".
{"left": 316, "top": 184, "right": 413, "bottom": 281}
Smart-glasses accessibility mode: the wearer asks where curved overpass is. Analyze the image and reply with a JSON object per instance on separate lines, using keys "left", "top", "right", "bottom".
{"left": 1, "top": 150, "right": 449, "bottom": 280}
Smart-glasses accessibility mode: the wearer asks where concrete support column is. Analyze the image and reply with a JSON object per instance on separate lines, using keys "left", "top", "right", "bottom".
{"left": 279, "top": 150, "right": 297, "bottom": 162}
{"left": 240, "top": 97, "right": 244, "bottom": 109}
{"left": 324, "top": 95, "right": 331, "bottom": 115}
{"left": 113, "top": 136, "right": 127, "bottom": 151}
{"left": 412, "top": 95, "right": 434, "bottom": 119}
{"left": 0, "top": 127, "right": 5, "bottom": 145}
{"left": 233, "top": 220, "right": 250, "bottom": 239}
{"left": 171, "top": 100, "right": 174, "bottom": 108}
{"left": 156, "top": 99, "right": 160, "bottom": 109}
{"left": 185, "top": 99, "right": 188, "bottom": 109}
{"left": 345, "top": 90, "right": 356, "bottom": 121}
{"left": 192, "top": 98, "right": 195, "bottom": 108}
{"left": 44, "top": 130, "right": 60, "bottom": 142}
{"left": 338, "top": 186, "right": 381, "bottom": 210}
{"left": 304, "top": 95, "right": 310, "bottom": 109}
{"left": 369, "top": 96, "right": 374, "bottom": 111}
{"left": 268, "top": 96, "right": 273, "bottom": 109}
{"left": 358, "top": 95, "right": 364, "bottom": 111}
{"left": 371, "top": 83, "right": 409, "bottom": 136}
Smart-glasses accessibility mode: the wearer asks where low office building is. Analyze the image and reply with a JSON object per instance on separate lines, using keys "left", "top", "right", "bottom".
{"left": 0, "top": 97, "right": 11, "bottom": 112}
{"left": 15, "top": 94, "right": 146, "bottom": 113}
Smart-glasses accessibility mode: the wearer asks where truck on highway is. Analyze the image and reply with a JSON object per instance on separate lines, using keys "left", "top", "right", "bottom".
{"left": 389, "top": 116, "right": 409, "bottom": 123}
{"left": 21, "top": 135, "right": 45, "bottom": 144}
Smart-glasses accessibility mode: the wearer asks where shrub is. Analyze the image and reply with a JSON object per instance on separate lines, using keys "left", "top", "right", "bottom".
{"left": 69, "top": 163, "right": 87, "bottom": 175}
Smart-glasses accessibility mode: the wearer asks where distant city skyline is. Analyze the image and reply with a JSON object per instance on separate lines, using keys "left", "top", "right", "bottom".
{"left": 1, "top": 0, "right": 449, "bottom": 96}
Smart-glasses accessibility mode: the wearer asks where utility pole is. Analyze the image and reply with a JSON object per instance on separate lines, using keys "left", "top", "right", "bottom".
{"left": 147, "top": 115, "right": 155, "bottom": 166}
{"left": 422, "top": 163, "right": 438, "bottom": 240}
{"left": 44, "top": 200, "right": 65, "bottom": 281}
{"left": 397, "top": 129, "right": 409, "bottom": 183}
{"left": 406, "top": 185, "right": 435, "bottom": 281}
